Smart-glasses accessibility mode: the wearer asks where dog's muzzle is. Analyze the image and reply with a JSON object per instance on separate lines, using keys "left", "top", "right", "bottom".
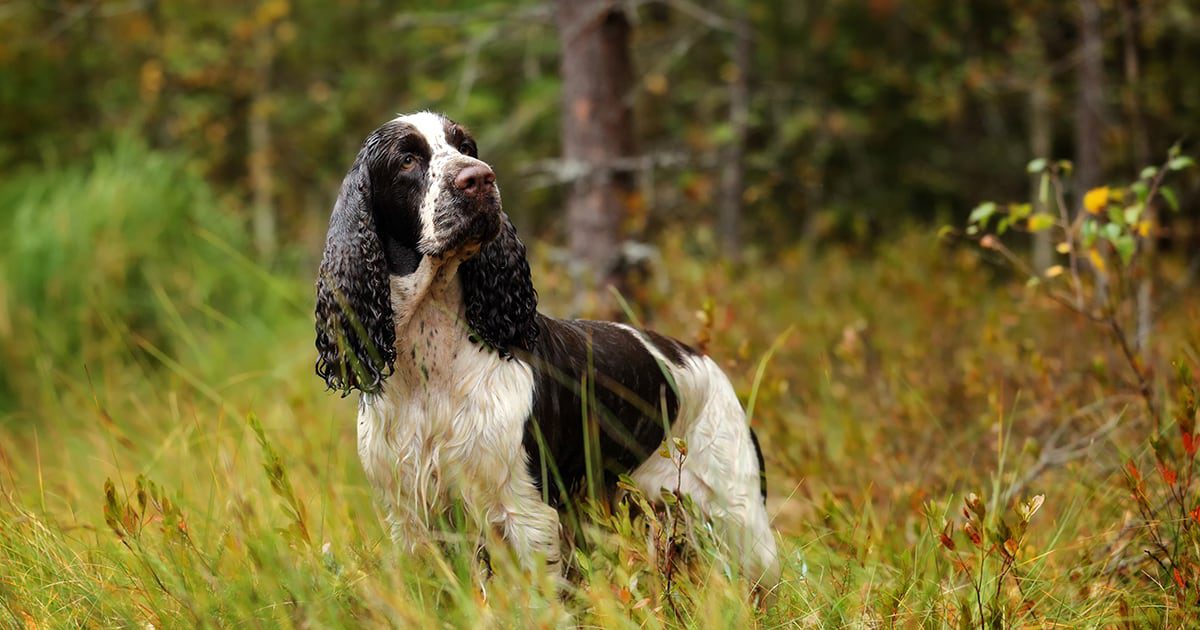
{"left": 453, "top": 163, "right": 496, "bottom": 200}
{"left": 438, "top": 160, "right": 502, "bottom": 254}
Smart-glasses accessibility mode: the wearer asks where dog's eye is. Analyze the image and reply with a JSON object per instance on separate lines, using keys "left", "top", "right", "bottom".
{"left": 399, "top": 154, "right": 418, "bottom": 171}
{"left": 458, "top": 141, "right": 477, "bottom": 157}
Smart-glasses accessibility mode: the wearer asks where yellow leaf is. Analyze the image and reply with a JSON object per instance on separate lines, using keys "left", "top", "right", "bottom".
{"left": 1137, "top": 220, "right": 1152, "bottom": 237}
{"left": 1055, "top": 242, "right": 1071, "bottom": 254}
{"left": 1083, "top": 186, "right": 1109, "bottom": 214}
{"left": 644, "top": 73, "right": 668, "bottom": 96}
{"left": 1044, "top": 265, "right": 1064, "bottom": 278}
{"left": 1027, "top": 213, "right": 1056, "bottom": 232}
{"left": 1088, "top": 248, "right": 1106, "bottom": 273}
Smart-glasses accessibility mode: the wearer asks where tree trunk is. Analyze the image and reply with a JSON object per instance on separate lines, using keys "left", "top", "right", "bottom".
{"left": 249, "top": 30, "right": 277, "bottom": 261}
{"left": 1075, "top": 0, "right": 1106, "bottom": 298}
{"left": 556, "top": 0, "right": 636, "bottom": 303}
{"left": 1121, "top": 0, "right": 1153, "bottom": 358}
{"left": 1029, "top": 82, "right": 1053, "bottom": 272}
{"left": 719, "top": 2, "right": 751, "bottom": 261}
{"left": 1075, "top": 0, "right": 1105, "bottom": 204}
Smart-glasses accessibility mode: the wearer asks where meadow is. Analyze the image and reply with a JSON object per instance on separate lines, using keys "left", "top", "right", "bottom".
{"left": 2, "top": 141, "right": 1199, "bottom": 627}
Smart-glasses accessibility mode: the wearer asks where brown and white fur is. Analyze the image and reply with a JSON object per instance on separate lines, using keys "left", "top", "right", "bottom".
{"left": 314, "top": 112, "right": 778, "bottom": 590}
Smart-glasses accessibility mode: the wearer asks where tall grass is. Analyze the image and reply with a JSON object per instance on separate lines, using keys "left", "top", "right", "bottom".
{"left": 0, "top": 146, "right": 1198, "bottom": 625}
{"left": 0, "top": 139, "right": 305, "bottom": 414}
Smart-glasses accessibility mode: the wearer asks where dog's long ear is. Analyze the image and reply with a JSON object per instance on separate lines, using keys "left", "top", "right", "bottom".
{"left": 314, "top": 159, "right": 396, "bottom": 395}
{"left": 460, "top": 212, "right": 539, "bottom": 357}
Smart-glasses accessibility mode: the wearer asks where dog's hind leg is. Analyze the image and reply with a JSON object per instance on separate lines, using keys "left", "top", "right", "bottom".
{"left": 633, "top": 355, "right": 780, "bottom": 590}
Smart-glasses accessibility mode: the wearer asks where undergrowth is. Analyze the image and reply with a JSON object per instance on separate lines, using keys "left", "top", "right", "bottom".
{"left": 1, "top": 144, "right": 1199, "bottom": 626}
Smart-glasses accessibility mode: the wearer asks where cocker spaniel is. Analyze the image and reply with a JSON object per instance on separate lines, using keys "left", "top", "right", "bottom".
{"left": 314, "top": 112, "right": 778, "bottom": 589}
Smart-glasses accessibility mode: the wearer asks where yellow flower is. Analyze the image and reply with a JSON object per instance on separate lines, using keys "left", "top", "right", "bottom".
{"left": 1088, "top": 248, "right": 1107, "bottom": 274}
{"left": 1083, "top": 186, "right": 1109, "bottom": 214}
{"left": 1137, "top": 220, "right": 1152, "bottom": 237}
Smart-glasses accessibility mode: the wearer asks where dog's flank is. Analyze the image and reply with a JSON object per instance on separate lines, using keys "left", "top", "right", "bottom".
{"left": 315, "top": 111, "right": 779, "bottom": 589}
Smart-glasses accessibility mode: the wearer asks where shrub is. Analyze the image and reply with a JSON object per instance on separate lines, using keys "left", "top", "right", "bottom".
{"left": 0, "top": 139, "right": 258, "bottom": 411}
{"left": 952, "top": 147, "right": 1200, "bottom": 622}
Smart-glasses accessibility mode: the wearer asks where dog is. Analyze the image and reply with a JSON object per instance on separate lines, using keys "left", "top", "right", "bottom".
{"left": 314, "top": 112, "right": 779, "bottom": 590}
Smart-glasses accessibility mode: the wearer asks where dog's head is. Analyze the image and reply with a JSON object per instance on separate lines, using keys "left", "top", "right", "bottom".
{"left": 315, "top": 112, "right": 538, "bottom": 395}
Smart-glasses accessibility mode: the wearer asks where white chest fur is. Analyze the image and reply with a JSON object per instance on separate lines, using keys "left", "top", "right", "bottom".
{"left": 355, "top": 262, "right": 537, "bottom": 539}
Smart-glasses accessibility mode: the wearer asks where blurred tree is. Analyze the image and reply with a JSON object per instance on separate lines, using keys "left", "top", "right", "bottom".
{"left": 718, "top": 0, "right": 752, "bottom": 261}
{"left": 556, "top": 0, "right": 636, "bottom": 300}
{"left": 1014, "top": 4, "right": 1055, "bottom": 272}
{"left": 1074, "top": 0, "right": 1106, "bottom": 207}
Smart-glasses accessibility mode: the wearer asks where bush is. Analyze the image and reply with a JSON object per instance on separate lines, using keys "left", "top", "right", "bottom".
{"left": 0, "top": 139, "right": 264, "bottom": 412}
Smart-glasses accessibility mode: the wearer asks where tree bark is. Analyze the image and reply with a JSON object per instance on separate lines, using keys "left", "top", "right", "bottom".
{"left": 1074, "top": 0, "right": 1105, "bottom": 208}
{"left": 249, "top": 29, "right": 277, "bottom": 261}
{"left": 1028, "top": 22, "right": 1053, "bottom": 274}
{"left": 1075, "top": 0, "right": 1107, "bottom": 302}
{"left": 556, "top": 0, "right": 636, "bottom": 301}
{"left": 1120, "top": 0, "right": 1153, "bottom": 358}
{"left": 1030, "top": 80, "right": 1053, "bottom": 272}
{"left": 719, "top": 2, "right": 751, "bottom": 261}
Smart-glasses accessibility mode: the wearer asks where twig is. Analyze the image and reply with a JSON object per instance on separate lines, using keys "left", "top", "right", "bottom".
{"left": 1005, "top": 407, "right": 1123, "bottom": 502}
{"left": 1049, "top": 171, "right": 1086, "bottom": 311}
{"left": 1105, "top": 307, "right": 1160, "bottom": 426}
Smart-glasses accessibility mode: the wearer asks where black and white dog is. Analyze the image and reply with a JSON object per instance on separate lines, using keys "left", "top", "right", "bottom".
{"left": 314, "top": 112, "right": 778, "bottom": 587}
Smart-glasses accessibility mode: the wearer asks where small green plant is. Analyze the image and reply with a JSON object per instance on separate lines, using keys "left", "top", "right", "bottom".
{"left": 249, "top": 413, "right": 312, "bottom": 546}
{"left": 952, "top": 145, "right": 1199, "bottom": 621}
{"left": 935, "top": 491, "right": 1044, "bottom": 627}
{"left": 1122, "top": 365, "right": 1200, "bottom": 613}
{"left": 957, "top": 147, "right": 1193, "bottom": 424}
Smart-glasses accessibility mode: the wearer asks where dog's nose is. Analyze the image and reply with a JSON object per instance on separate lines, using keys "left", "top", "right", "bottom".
{"left": 454, "top": 164, "right": 496, "bottom": 197}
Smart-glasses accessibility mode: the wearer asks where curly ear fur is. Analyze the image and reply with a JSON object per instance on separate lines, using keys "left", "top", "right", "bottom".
{"left": 460, "top": 212, "right": 539, "bottom": 357}
{"left": 314, "top": 159, "right": 396, "bottom": 394}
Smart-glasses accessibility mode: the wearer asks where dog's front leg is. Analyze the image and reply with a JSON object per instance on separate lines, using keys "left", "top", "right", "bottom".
{"left": 385, "top": 501, "right": 433, "bottom": 554}
{"left": 496, "top": 486, "right": 563, "bottom": 578}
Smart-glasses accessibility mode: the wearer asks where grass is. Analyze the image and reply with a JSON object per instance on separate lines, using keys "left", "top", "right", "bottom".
{"left": 1, "top": 145, "right": 1199, "bottom": 627}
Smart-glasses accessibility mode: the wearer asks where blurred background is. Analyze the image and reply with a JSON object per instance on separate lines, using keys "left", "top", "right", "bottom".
{"left": 6, "top": 0, "right": 1200, "bottom": 266}
{"left": 3, "top": 1, "right": 1200, "bottom": 624}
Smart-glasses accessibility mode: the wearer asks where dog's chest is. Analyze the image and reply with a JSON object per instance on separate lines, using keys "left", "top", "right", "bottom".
{"left": 356, "top": 286, "right": 535, "bottom": 516}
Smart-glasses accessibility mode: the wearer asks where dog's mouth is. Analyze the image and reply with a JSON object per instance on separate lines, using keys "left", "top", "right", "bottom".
{"left": 425, "top": 194, "right": 502, "bottom": 259}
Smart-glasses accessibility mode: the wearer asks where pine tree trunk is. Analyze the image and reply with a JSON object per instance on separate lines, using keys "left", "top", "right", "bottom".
{"left": 1030, "top": 80, "right": 1053, "bottom": 273}
{"left": 556, "top": 0, "right": 635, "bottom": 302}
{"left": 719, "top": 3, "right": 751, "bottom": 261}
{"left": 1075, "top": 0, "right": 1106, "bottom": 299}
{"left": 1121, "top": 0, "right": 1153, "bottom": 358}
{"left": 249, "top": 30, "right": 276, "bottom": 261}
{"left": 1075, "top": 0, "right": 1105, "bottom": 207}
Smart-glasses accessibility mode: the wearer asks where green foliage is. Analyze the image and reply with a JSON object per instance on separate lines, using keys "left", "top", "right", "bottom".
{"left": 954, "top": 147, "right": 1200, "bottom": 624}
{"left": 0, "top": 140, "right": 300, "bottom": 412}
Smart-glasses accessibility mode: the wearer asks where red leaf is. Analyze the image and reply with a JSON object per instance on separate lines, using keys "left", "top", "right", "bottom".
{"left": 963, "top": 522, "right": 982, "bottom": 546}
{"left": 939, "top": 533, "right": 957, "bottom": 551}
{"left": 1175, "top": 568, "right": 1187, "bottom": 590}
{"left": 1190, "top": 505, "right": 1200, "bottom": 524}
{"left": 1185, "top": 431, "right": 1199, "bottom": 457}
{"left": 1126, "top": 460, "right": 1141, "bottom": 482}
{"left": 1158, "top": 462, "right": 1178, "bottom": 486}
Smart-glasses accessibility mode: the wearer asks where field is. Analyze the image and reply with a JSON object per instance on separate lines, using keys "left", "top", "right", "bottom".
{"left": 2, "top": 146, "right": 1200, "bottom": 627}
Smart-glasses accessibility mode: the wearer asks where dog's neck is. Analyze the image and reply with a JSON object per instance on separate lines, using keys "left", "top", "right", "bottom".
{"left": 383, "top": 254, "right": 479, "bottom": 394}
{"left": 388, "top": 255, "right": 462, "bottom": 336}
